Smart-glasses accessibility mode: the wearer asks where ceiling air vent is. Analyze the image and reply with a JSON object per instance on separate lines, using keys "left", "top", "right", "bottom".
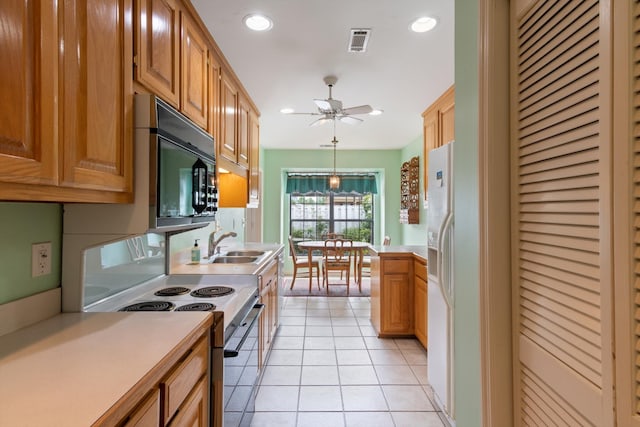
{"left": 348, "top": 28, "right": 371, "bottom": 53}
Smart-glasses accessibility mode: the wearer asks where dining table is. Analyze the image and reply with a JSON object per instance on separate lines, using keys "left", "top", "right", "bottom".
{"left": 296, "top": 240, "right": 372, "bottom": 290}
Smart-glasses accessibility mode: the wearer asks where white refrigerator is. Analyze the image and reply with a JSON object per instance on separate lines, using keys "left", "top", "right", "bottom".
{"left": 426, "top": 141, "right": 455, "bottom": 425}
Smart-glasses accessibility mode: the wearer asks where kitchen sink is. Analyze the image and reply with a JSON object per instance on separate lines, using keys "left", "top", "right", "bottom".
{"left": 225, "top": 250, "right": 265, "bottom": 257}
{"left": 211, "top": 256, "right": 258, "bottom": 264}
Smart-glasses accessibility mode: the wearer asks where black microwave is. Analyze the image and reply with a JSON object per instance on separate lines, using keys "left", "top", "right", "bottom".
{"left": 143, "top": 96, "right": 218, "bottom": 229}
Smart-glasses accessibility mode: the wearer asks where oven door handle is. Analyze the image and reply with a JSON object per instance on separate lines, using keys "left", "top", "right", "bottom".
{"left": 224, "top": 303, "right": 265, "bottom": 358}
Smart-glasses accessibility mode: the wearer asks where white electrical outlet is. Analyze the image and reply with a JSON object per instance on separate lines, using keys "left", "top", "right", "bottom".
{"left": 32, "top": 242, "right": 52, "bottom": 277}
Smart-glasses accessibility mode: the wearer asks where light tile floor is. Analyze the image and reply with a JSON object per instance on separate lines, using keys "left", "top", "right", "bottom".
{"left": 251, "top": 296, "right": 446, "bottom": 427}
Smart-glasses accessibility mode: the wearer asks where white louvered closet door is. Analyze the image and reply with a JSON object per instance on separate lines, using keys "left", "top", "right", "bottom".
{"left": 613, "top": 1, "right": 640, "bottom": 426}
{"left": 511, "top": 0, "right": 614, "bottom": 425}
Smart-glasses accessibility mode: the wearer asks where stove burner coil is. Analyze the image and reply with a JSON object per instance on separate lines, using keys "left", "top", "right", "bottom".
{"left": 119, "top": 301, "right": 175, "bottom": 311}
{"left": 175, "top": 303, "right": 216, "bottom": 311}
{"left": 154, "top": 286, "right": 190, "bottom": 296}
{"left": 190, "top": 286, "right": 235, "bottom": 298}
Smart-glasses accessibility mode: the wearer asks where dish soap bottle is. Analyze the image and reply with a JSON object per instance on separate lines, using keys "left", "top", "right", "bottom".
{"left": 190, "top": 239, "right": 200, "bottom": 264}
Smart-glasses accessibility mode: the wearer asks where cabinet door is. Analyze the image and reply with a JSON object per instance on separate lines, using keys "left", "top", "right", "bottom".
{"left": 237, "top": 95, "right": 250, "bottom": 169}
{"left": 248, "top": 109, "right": 260, "bottom": 206}
{"left": 0, "top": 0, "right": 58, "bottom": 188}
{"left": 220, "top": 72, "right": 238, "bottom": 164}
{"left": 180, "top": 13, "right": 208, "bottom": 130}
{"left": 414, "top": 274, "right": 427, "bottom": 348}
{"left": 381, "top": 272, "right": 413, "bottom": 334}
{"left": 122, "top": 389, "right": 160, "bottom": 427}
{"left": 259, "top": 284, "right": 270, "bottom": 369}
{"left": 61, "top": 0, "right": 133, "bottom": 194}
{"left": 168, "top": 377, "right": 208, "bottom": 427}
{"left": 208, "top": 52, "right": 222, "bottom": 147}
{"left": 135, "top": 0, "right": 180, "bottom": 107}
{"left": 440, "top": 97, "right": 455, "bottom": 145}
{"left": 422, "top": 109, "right": 438, "bottom": 199}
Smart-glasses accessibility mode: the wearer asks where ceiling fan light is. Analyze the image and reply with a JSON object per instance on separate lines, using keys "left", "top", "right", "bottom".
{"left": 280, "top": 107, "right": 294, "bottom": 114}
{"left": 243, "top": 14, "right": 273, "bottom": 31}
{"left": 369, "top": 109, "right": 383, "bottom": 116}
{"left": 411, "top": 16, "right": 437, "bottom": 33}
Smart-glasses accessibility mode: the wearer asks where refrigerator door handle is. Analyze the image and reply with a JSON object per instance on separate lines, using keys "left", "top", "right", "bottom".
{"left": 438, "top": 213, "right": 454, "bottom": 308}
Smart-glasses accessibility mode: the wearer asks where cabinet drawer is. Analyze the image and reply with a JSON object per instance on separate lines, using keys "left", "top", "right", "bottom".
{"left": 414, "top": 260, "right": 427, "bottom": 281}
{"left": 260, "top": 260, "right": 278, "bottom": 291}
{"left": 121, "top": 389, "right": 160, "bottom": 427}
{"left": 382, "top": 259, "right": 411, "bottom": 273}
{"left": 161, "top": 337, "right": 208, "bottom": 424}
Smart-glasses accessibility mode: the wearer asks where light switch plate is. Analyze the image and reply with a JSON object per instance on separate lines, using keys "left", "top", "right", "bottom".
{"left": 32, "top": 242, "right": 52, "bottom": 277}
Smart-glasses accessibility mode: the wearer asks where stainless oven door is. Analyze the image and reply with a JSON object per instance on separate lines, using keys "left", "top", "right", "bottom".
{"left": 222, "top": 303, "right": 264, "bottom": 427}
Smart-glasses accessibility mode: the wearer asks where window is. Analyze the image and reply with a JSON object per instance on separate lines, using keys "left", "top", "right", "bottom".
{"left": 289, "top": 191, "right": 374, "bottom": 246}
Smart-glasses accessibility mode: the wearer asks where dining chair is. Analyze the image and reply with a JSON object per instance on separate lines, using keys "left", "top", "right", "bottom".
{"left": 288, "top": 235, "right": 320, "bottom": 291}
{"left": 322, "top": 239, "right": 353, "bottom": 295}
{"left": 357, "top": 236, "right": 390, "bottom": 284}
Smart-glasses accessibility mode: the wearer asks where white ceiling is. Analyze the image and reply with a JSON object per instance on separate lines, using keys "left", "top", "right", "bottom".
{"left": 191, "top": 0, "right": 454, "bottom": 150}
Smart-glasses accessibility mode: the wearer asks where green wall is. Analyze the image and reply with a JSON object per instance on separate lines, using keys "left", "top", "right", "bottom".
{"left": 400, "top": 135, "right": 428, "bottom": 245}
{"left": 454, "top": 0, "right": 482, "bottom": 423}
{"left": 0, "top": 203, "right": 62, "bottom": 304}
{"left": 262, "top": 148, "right": 404, "bottom": 251}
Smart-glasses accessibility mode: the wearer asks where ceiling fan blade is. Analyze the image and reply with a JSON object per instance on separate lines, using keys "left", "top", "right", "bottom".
{"left": 286, "top": 112, "right": 322, "bottom": 116}
{"left": 339, "top": 115, "right": 363, "bottom": 125}
{"left": 341, "top": 105, "right": 373, "bottom": 115}
{"left": 309, "top": 116, "right": 333, "bottom": 127}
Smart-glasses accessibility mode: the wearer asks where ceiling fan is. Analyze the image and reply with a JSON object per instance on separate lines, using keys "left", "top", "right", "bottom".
{"left": 285, "top": 75, "right": 376, "bottom": 127}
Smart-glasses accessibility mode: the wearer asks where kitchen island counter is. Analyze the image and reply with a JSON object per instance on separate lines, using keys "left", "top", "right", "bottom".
{"left": 0, "top": 311, "right": 212, "bottom": 426}
{"left": 369, "top": 244, "right": 427, "bottom": 261}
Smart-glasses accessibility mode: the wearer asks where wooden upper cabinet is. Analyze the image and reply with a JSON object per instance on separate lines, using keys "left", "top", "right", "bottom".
{"left": 237, "top": 94, "right": 250, "bottom": 169}
{"left": 60, "top": 0, "right": 133, "bottom": 195}
{"left": 422, "top": 85, "right": 454, "bottom": 199}
{"left": 248, "top": 109, "right": 260, "bottom": 207}
{"left": 0, "top": 1, "right": 58, "bottom": 187}
{"left": 180, "top": 13, "right": 209, "bottom": 130}
{"left": 220, "top": 71, "right": 239, "bottom": 164}
{"left": 208, "top": 52, "right": 222, "bottom": 147}
{"left": 440, "top": 91, "right": 455, "bottom": 146}
{"left": 135, "top": 0, "right": 180, "bottom": 107}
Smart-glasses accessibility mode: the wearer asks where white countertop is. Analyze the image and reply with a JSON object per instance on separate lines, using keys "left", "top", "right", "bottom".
{"left": 171, "top": 243, "right": 283, "bottom": 275}
{"left": 369, "top": 245, "right": 428, "bottom": 261}
{"left": 0, "top": 312, "right": 212, "bottom": 427}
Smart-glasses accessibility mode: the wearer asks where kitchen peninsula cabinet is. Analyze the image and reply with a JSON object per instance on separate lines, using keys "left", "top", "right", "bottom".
{"left": 414, "top": 258, "right": 428, "bottom": 348}
{"left": 0, "top": 0, "right": 134, "bottom": 203}
{"left": 0, "top": 312, "right": 214, "bottom": 427}
{"left": 369, "top": 246, "right": 428, "bottom": 345}
{"left": 371, "top": 255, "right": 414, "bottom": 336}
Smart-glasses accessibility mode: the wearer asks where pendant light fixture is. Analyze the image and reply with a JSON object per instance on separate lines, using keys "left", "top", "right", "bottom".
{"left": 329, "top": 135, "right": 340, "bottom": 190}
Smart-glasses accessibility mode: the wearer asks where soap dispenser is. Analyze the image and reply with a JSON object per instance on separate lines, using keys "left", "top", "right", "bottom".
{"left": 190, "top": 239, "right": 200, "bottom": 264}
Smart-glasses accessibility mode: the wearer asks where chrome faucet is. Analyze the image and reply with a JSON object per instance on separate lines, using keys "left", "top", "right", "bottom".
{"left": 208, "top": 231, "right": 237, "bottom": 257}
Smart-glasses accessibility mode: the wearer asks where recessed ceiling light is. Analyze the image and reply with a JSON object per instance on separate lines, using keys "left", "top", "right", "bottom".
{"left": 280, "top": 108, "right": 294, "bottom": 114}
{"left": 369, "top": 109, "right": 383, "bottom": 116}
{"left": 243, "top": 14, "right": 273, "bottom": 31}
{"left": 411, "top": 16, "right": 437, "bottom": 33}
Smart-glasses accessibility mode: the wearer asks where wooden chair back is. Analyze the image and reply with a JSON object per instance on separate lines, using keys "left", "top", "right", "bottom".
{"left": 288, "top": 235, "right": 299, "bottom": 262}
{"left": 323, "top": 238, "right": 353, "bottom": 265}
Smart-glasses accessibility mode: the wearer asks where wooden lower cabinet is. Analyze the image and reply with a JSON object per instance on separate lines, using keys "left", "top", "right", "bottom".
{"left": 371, "top": 255, "right": 414, "bottom": 337}
{"left": 259, "top": 259, "right": 279, "bottom": 368}
{"left": 122, "top": 389, "right": 160, "bottom": 427}
{"left": 414, "top": 259, "right": 428, "bottom": 349}
{"left": 115, "top": 334, "right": 210, "bottom": 427}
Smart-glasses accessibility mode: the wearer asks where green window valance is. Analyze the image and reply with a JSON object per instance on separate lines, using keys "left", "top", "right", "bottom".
{"left": 286, "top": 173, "right": 377, "bottom": 194}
